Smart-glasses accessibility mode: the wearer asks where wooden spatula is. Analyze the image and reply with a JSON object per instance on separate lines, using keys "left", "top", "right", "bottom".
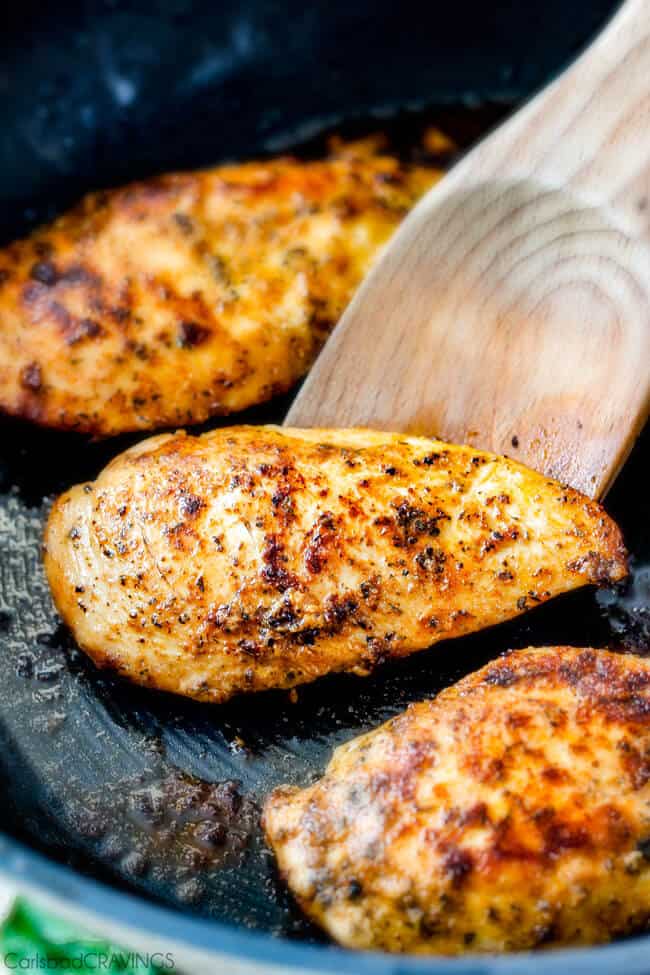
{"left": 287, "top": 0, "right": 650, "bottom": 499}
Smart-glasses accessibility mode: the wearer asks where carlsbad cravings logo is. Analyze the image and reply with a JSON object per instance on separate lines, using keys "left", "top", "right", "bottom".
{"left": 3, "top": 952, "right": 176, "bottom": 970}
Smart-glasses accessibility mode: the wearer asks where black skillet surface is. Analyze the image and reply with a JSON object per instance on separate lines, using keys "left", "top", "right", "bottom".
{"left": 2, "top": 0, "right": 650, "bottom": 955}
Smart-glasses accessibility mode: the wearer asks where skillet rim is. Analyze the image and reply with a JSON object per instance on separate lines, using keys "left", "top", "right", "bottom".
{"left": 2, "top": 832, "right": 650, "bottom": 973}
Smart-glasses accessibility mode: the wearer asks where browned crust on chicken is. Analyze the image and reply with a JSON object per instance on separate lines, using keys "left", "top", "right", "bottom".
{"left": 0, "top": 144, "right": 439, "bottom": 435}
{"left": 263, "top": 646, "right": 650, "bottom": 954}
{"left": 44, "top": 426, "right": 626, "bottom": 704}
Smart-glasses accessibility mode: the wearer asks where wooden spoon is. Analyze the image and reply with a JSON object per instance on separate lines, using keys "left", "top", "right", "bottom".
{"left": 287, "top": 0, "right": 650, "bottom": 498}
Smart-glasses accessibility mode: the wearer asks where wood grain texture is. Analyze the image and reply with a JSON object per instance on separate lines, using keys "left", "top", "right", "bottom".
{"left": 287, "top": 0, "right": 650, "bottom": 498}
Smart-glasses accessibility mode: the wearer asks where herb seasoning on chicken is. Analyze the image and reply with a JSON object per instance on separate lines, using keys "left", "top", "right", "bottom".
{"left": 264, "top": 647, "right": 650, "bottom": 954}
{"left": 0, "top": 143, "right": 440, "bottom": 435}
{"left": 44, "top": 426, "right": 626, "bottom": 703}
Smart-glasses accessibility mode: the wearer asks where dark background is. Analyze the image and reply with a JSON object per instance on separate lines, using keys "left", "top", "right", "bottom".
{"left": 1, "top": 0, "right": 618, "bottom": 241}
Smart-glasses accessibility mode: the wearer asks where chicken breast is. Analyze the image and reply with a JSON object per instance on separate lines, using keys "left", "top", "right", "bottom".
{"left": 263, "top": 646, "right": 650, "bottom": 954}
{"left": 0, "top": 143, "right": 439, "bottom": 435}
{"left": 44, "top": 426, "right": 626, "bottom": 703}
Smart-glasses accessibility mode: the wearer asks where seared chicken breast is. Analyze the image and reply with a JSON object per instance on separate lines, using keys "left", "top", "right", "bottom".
{"left": 264, "top": 646, "right": 650, "bottom": 954}
{"left": 44, "top": 426, "right": 626, "bottom": 703}
{"left": 0, "top": 144, "right": 439, "bottom": 435}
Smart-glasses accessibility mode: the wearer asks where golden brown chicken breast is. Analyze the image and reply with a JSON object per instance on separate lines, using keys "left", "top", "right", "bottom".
{"left": 263, "top": 646, "right": 650, "bottom": 955}
{"left": 44, "top": 426, "right": 626, "bottom": 703}
{"left": 0, "top": 144, "right": 440, "bottom": 435}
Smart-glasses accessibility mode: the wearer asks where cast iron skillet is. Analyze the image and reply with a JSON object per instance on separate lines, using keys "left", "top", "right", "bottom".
{"left": 2, "top": 1, "right": 650, "bottom": 971}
